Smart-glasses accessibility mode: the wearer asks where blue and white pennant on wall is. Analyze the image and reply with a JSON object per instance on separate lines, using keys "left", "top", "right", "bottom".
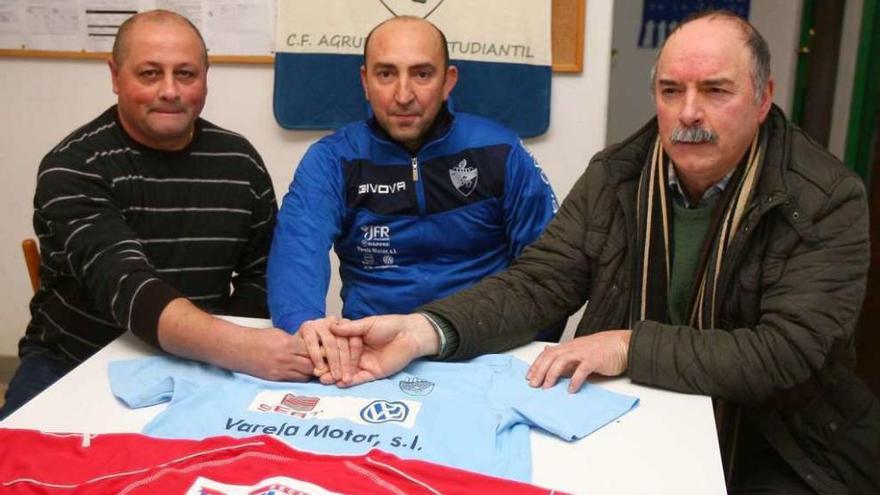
{"left": 638, "top": 0, "right": 751, "bottom": 48}
{"left": 274, "top": 0, "right": 552, "bottom": 137}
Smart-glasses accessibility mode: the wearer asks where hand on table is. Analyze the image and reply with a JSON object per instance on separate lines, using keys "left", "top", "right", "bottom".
{"left": 527, "top": 330, "right": 632, "bottom": 393}
{"left": 296, "top": 316, "right": 362, "bottom": 385}
{"left": 226, "top": 326, "right": 318, "bottom": 382}
{"left": 157, "top": 298, "right": 332, "bottom": 383}
{"left": 311, "top": 314, "right": 439, "bottom": 387}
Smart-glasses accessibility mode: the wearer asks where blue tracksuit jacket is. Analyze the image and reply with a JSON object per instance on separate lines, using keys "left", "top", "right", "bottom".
{"left": 268, "top": 109, "right": 558, "bottom": 332}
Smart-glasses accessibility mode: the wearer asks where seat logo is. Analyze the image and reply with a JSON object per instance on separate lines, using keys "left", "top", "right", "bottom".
{"left": 449, "top": 159, "right": 478, "bottom": 197}
{"left": 281, "top": 393, "right": 320, "bottom": 412}
{"left": 359, "top": 400, "right": 410, "bottom": 424}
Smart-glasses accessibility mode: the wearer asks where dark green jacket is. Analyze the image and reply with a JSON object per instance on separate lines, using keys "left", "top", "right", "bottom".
{"left": 424, "top": 107, "right": 879, "bottom": 494}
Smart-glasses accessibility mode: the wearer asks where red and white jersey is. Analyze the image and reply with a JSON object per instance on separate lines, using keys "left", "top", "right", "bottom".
{"left": 0, "top": 428, "right": 569, "bottom": 494}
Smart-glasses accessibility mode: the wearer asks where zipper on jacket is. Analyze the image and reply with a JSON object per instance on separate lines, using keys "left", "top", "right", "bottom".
{"left": 411, "top": 155, "right": 427, "bottom": 216}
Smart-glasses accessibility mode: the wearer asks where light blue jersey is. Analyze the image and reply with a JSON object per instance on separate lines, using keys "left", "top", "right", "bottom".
{"left": 109, "top": 354, "right": 638, "bottom": 482}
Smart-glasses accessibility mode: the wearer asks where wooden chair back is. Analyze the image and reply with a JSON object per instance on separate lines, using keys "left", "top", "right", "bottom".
{"left": 21, "top": 239, "right": 40, "bottom": 293}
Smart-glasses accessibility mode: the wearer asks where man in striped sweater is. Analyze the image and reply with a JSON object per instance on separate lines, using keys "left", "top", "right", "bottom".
{"left": 0, "top": 10, "right": 323, "bottom": 419}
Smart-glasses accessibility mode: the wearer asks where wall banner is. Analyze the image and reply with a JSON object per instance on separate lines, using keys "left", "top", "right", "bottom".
{"left": 638, "top": 0, "right": 751, "bottom": 49}
{"left": 274, "top": 0, "right": 552, "bottom": 137}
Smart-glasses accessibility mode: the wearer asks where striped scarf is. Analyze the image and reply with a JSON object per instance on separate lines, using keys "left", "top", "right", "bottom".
{"left": 631, "top": 128, "right": 767, "bottom": 483}
{"left": 631, "top": 129, "right": 766, "bottom": 329}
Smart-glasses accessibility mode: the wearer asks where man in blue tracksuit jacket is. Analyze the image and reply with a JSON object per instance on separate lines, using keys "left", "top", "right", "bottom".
{"left": 267, "top": 16, "right": 558, "bottom": 365}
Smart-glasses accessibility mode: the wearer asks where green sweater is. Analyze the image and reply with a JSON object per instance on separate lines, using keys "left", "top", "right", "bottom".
{"left": 668, "top": 200, "right": 717, "bottom": 325}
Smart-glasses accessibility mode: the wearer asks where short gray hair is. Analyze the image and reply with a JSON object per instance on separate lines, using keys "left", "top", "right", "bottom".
{"left": 650, "top": 10, "right": 770, "bottom": 104}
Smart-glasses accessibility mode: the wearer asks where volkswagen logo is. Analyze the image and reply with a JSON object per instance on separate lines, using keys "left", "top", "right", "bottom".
{"left": 360, "top": 400, "right": 410, "bottom": 423}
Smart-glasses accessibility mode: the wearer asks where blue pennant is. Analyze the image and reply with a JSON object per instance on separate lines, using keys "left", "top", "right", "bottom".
{"left": 638, "top": 0, "right": 751, "bottom": 48}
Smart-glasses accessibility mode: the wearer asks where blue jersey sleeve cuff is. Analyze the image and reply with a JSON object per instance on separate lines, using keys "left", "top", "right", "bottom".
{"left": 273, "top": 310, "right": 326, "bottom": 334}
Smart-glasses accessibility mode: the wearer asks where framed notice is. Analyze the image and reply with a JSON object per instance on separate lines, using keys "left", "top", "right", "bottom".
{"left": 0, "top": 0, "right": 274, "bottom": 62}
{"left": 0, "top": 0, "right": 585, "bottom": 72}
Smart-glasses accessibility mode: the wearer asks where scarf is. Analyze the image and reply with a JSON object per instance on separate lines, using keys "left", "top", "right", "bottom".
{"left": 631, "top": 128, "right": 767, "bottom": 484}
{"left": 631, "top": 128, "right": 766, "bottom": 328}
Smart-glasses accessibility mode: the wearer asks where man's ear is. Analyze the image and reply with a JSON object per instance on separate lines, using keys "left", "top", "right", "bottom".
{"left": 360, "top": 65, "right": 370, "bottom": 101}
{"left": 108, "top": 59, "right": 120, "bottom": 95}
{"left": 757, "top": 77, "right": 775, "bottom": 123}
{"left": 443, "top": 65, "right": 458, "bottom": 100}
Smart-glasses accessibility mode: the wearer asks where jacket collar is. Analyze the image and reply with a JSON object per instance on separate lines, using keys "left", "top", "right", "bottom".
{"left": 367, "top": 103, "right": 454, "bottom": 154}
{"left": 749, "top": 105, "right": 791, "bottom": 206}
{"left": 601, "top": 119, "right": 658, "bottom": 186}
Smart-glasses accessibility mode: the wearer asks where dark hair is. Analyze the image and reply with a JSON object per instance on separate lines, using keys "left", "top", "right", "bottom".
{"left": 112, "top": 10, "right": 208, "bottom": 67}
{"left": 363, "top": 16, "right": 450, "bottom": 68}
{"left": 651, "top": 9, "right": 770, "bottom": 102}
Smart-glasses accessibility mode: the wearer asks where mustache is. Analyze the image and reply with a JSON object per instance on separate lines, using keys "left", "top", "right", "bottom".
{"left": 670, "top": 125, "right": 716, "bottom": 144}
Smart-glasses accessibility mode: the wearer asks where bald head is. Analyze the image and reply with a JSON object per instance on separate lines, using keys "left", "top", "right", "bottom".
{"left": 364, "top": 16, "right": 449, "bottom": 69}
{"left": 359, "top": 15, "right": 458, "bottom": 152}
{"left": 112, "top": 10, "right": 208, "bottom": 68}
{"left": 652, "top": 10, "right": 770, "bottom": 102}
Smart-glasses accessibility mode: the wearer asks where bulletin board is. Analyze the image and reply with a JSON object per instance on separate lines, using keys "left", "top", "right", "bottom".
{"left": 0, "top": 0, "right": 585, "bottom": 72}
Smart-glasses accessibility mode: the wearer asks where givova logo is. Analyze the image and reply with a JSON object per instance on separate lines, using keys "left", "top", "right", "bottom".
{"left": 357, "top": 181, "right": 406, "bottom": 195}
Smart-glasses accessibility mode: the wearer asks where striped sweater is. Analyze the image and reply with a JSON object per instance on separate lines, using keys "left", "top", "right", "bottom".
{"left": 21, "top": 106, "right": 277, "bottom": 364}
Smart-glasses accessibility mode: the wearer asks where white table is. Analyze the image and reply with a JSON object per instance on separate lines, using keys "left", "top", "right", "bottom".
{"left": 2, "top": 317, "right": 726, "bottom": 494}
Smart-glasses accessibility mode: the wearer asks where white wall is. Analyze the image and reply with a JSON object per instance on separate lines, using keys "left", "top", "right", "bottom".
{"left": 828, "top": 0, "right": 864, "bottom": 160}
{"left": 0, "top": 0, "right": 613, "bottom": 356}
{"left": 606, "top": 1, "right": 804, "bottom": 144}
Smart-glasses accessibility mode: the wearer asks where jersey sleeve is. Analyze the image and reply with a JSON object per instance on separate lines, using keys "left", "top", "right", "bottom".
{"left": 501, "top": 140, "right": 559, "bottom": 260}
{"left": 267, "top": 142, "right": 346, "bottom": 333}
{"left": 487, "top": 355, "right": 639, "bottom": 440}
{"left": 108, "top": 356, "right": 223, "bottom": 409}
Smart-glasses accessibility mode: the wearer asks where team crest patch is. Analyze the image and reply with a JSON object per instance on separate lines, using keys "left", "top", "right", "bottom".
{"left": 449, "top": 159, "right": 479, "bottom": 197}
{"left": 399, "top": 376, "right": 435, "bottom": 396}
{"left": 378, "top": 0, "right": 446, "bottom": 19}
{"left": 247, "top": 485, "right": 304, "bottom": 495}
{"left": 186, "top": 475, "right": 340, "bottom": 495}
{"left": 359, "top": 400, "right": 410, "bottom": 424}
